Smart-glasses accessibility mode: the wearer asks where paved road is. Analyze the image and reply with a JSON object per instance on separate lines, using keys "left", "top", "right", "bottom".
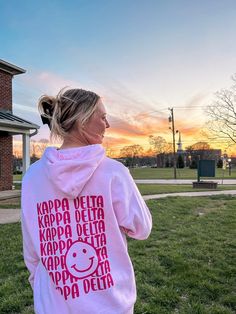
{"left": 142, "top": 189, "right": 236, "bottom": 200}
{"left": 135, "top": 179, "right": 236, "bottom": 185}
{"left": 1, "top": 189, "right": 236, "bottom": 225}
{"left": 0, "top": 208, "right": 21, "bottom": 224}
{"left": 14, "top": 179, "right": 236, "bottom": 185}
{"left": 0, "top": 190, "right": 21, "bottom": 200}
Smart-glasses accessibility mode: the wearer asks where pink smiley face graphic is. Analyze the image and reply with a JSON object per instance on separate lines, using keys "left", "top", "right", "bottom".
{"left": 65, "top": 241, "right": 99, "bottom": 279}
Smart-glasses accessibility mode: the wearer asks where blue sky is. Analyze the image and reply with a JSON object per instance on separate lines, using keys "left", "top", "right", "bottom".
{"left": 1, "top": 0, "right": 236, "bottom": 151}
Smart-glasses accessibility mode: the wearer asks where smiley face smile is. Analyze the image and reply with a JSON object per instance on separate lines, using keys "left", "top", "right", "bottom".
{"left": 71, "top": 256, "right": 94, "bottom": 273}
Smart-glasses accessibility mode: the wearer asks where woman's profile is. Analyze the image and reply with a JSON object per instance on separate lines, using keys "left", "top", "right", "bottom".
{"left": 21, "top": 88, "right": 152, "bottom": 314}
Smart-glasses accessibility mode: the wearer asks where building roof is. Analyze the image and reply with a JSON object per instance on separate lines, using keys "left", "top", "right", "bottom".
{"left": 0, "top": 59, "right": 26, "bottom": 75}
{"left": 0, "top": 110, "right": 40, "bottom": 135}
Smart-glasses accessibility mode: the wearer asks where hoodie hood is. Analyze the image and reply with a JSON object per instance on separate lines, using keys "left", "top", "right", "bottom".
{"left": 41, "top": 144, "right": 105, "bottom": 198}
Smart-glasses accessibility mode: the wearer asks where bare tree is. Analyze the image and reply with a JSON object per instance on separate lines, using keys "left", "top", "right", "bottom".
{"left": 119, "top": 145, "right": 144, "bottom": 167}
{"left": 186, "top": 141, "right": 211, "bottom": 151}
{"left": 30, "top": 138, "right": 50, "bottom": 157}
{"left": 149, "top": 135, "right": 173, "bottom": 167}
{"left": 106, "top": 147, "right": 116, "bottom": 158}
{"left": 120, "top": 145, "right": 144, "bottom": 158}
{"left": 149, "top": 135, "right": 167, "bottom": 154}
{"left": 206, "top": 74, "right": 236, "bottom": 146}
{"left": 185, "top": 141, "right": 216, "bottom": 163}
{"left": 38, "top": 138, "right": 50, "bottom": 155}
{"left": 164, "top": 142, "right": 173, "bottom": 154}
{"left": 144, "top": 147, "right": 156, "bottom": 156}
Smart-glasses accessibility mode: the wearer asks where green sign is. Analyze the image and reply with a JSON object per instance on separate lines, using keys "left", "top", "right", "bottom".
{"left": 198, "top": 160, "right": 215, "bottom": 181}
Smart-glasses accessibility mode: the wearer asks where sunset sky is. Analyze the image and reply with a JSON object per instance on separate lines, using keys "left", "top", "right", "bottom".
{"left": 1, "top": 0, "right": 236, "bottom": 156}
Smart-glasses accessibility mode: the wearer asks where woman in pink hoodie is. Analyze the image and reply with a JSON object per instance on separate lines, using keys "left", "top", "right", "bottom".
{"left": 21, "top": 88, "right": 152, "bottom": 314}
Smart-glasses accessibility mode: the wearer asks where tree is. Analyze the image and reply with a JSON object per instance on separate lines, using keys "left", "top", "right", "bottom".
{"left": 120, "top": 145, "right": 143, "bottom": 158}
{"left": 149, "top": 135, "right": 173, "bottom": 168}
{"left": 144, "top": 147, "right": 156, "bottom": 157}
{"left": 206, "top": 74, "right": 236, "bottom": 146}
{"left": 149, "top": 135, "right": 166, "bottom": 153}
{"left": 119, "top": 145, "right": 144, "bottom": 167}
{"left": 189, "top": 159, "right": 197, "bottom": 169}
{"left": 38, "top": 138, "right": 50, "bottom": 155}
{"left": 177, "top": 154, "right": 184, "bottom": 168}
{"left": 185, "top": 141, "right": 218, "bottom": 168}
{"left": 187, "top": 141, "right": 211, "bottom": 151}
{"left": 217, "top": 159, "right": 223, "bottom": 168}
{"left": 30, "top": 138, "right": 49, "bottom": 158}
{"left": 185, "top": 141, "right": 214, "bottom": 161}
{"left": 106, "top": 147, "right": 115, "bottom": 158}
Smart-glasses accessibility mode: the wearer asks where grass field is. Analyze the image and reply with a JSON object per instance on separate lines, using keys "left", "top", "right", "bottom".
{"left": 0, "top": 203, "right": 21, "bottom": 209}
{"left": 13, "top": 167, "right": 236, "bottom": 182}
{"left": 13, "top": 175, "right": 22, "bottom": 181}
{"left": 0, "top": 196, "right": 235, "bottom": 313}
{"left": 130, "top": 167, "right": 236, "bottom": 180}
{"left": 1, "top": 184, "right": 236, "bottom": 210}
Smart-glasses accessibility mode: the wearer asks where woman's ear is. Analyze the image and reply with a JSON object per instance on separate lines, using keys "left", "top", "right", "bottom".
{"left": 71, "top": 119, "right": 84, "bottom": 134}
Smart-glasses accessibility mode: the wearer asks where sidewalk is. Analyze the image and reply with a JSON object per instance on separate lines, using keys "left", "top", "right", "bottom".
{"left": 0, "top": 190, "right": 21, "bottom": 200}
{"left": 1, "top": 189, "right": 236, "bottom": 225}
{"left": 0, "top": 208, "right": 21, "bottom": 224}
{"left": 142, "top": 189, "right": 236, "bottom": 200}
{"left": 135, "top": 179, "right": 236, "bottom": 185}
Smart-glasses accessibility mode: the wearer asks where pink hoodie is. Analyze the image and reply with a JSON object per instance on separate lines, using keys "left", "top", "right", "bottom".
{"left": 21, "top": 144, "right": 152, "bottom": 314}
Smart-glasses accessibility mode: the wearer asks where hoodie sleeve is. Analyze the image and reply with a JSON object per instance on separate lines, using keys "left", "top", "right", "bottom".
{"left": 21, "top": 211, "right": 40, "bottom": 289}
{"left": 21, "top": 178, "right": 40, "bottom": 289}
{"left": 111, "top": 165, "right": 152, "bottom": 240}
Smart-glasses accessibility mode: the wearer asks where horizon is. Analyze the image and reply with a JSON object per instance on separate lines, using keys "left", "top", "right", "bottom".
{"left": 12, "top": 138, "right": 231, "bottom": 160}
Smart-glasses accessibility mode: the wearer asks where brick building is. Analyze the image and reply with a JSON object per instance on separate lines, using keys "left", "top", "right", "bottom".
{"left": 0, "top": 59, "right": 39, "bottom": 191}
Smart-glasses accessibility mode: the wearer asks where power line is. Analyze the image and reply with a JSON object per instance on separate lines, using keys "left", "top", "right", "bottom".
{"left": 173, "top": 106, "right": 206, "bottom": 109}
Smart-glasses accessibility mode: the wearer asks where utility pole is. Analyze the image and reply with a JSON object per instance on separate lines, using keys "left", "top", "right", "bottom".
{"left": 168, "top": 108, "right": 177, "bottom": 179}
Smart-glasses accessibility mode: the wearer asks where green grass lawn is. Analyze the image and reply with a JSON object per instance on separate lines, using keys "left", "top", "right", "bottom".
{"left": 130, "top": 167, "right": 236, "bottom": 180}
{"left": 0, "top": 203, "right": 21, "bottom": 209}
{"left": 1, "top": 184, "right": 236, "bottom": 209}
{"left": 14, "top": 167, "right": 236, "bottom": 181}
{"left": 13, "top": 175, "right": 22, "bottom": 181}
{"left": 14, "top": 183, "right": 22, "bottom": 190}
{"left": 0, "top": 196, "right": 235, "bottom": 313}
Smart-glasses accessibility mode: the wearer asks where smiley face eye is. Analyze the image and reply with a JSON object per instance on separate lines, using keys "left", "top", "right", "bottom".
{"left": 73, "top": 252, "right": 76, "bottom": 258}
{"left": 83, "top": 249, "right": 87, "bottom": 254}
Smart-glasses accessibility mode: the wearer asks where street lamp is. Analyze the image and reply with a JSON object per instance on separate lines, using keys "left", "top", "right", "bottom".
{"left": 228, "top": 158, "right": 232, "bottom": 176}
{"left": 188, "top": 155, "right": 192, "bottom": 168}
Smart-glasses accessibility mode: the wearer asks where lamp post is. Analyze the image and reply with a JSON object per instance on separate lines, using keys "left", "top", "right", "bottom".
{"left": 188, "top": 155, "right": 192, "bottom": 168}
{"left": 228, "top": 158, "right": 232, "bottom": 176}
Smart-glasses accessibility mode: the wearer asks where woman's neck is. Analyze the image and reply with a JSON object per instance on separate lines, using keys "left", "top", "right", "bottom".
{"left": 59, "top": 136, "right": 88, "bottom": 150}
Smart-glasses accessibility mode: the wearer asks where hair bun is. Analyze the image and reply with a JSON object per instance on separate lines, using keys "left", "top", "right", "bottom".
{"left": 38, "top": 95, "right": 56, "bottom": 129}
{"left": 42, "top": 100, "right": 54, "bottom": 117}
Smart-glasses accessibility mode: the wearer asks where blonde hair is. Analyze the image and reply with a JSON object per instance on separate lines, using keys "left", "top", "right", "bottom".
{"left": 38, "top": 88, "right": 100, "bottom": 141}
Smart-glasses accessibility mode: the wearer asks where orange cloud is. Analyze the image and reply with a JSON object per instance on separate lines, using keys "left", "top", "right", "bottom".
{"left": 107, "top": 112, "right": 170, "bottom": 138}
{"left": 104, "top": 107, "right": 225, "bottom": 155}
{"left": 103, "top": 136, "right": 132, "bottom": 146}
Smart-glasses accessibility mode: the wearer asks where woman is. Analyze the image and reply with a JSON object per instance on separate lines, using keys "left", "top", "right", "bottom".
{"left": 21, "top": 88, "right": 152, "bottom": 314}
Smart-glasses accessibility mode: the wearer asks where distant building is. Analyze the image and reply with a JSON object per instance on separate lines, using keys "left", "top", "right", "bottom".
{"left": 156, "top": 134, "right": 222, "bottom": 168}
{"left": 185, "top": 149, "right": 222, "bottom": 167}
{"left": 0, "top": 59, "right": 40, "bottom": 191}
